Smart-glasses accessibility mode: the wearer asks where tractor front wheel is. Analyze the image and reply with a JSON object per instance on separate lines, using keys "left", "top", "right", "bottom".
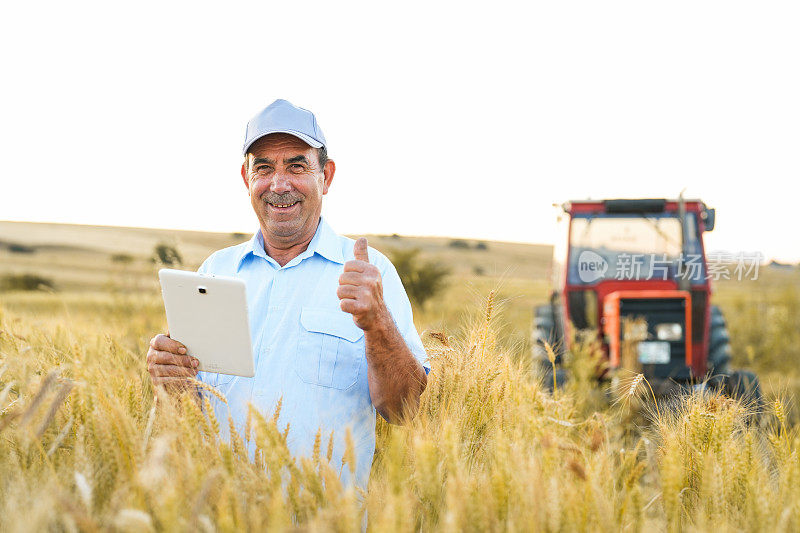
{"left": 532, "top": 304, "right": 567, "bottom": 391}
{"left": 532, "top": 304, "right": 557, "bottom": 364}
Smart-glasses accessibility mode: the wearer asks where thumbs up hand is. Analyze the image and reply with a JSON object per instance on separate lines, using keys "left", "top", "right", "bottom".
{"left": 353, "top": 236, "right": 370, "bottom": 262}
{"left": 338, "top": 237, "right": 389, "bottom": 331}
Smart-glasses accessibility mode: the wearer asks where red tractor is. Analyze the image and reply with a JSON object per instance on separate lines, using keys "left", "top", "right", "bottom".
{"left": 533, "top": 198, "right": 761, "bottom": 401}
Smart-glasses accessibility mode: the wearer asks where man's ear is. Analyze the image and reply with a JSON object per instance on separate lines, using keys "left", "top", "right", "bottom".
{"left": 322, "top": 160, "right": 335, "bottom": 195}
{"left": 241, "top": 164, "right": 250, "bottom": 192}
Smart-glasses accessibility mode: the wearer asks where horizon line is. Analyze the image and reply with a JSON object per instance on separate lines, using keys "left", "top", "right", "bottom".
{"left": 0, "top": 218, "right": 555, "bottom": 249}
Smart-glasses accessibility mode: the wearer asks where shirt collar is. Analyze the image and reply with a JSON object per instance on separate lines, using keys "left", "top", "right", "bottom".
{"left": 311, "top": 217, "right": 345, "bottom": 265}
{"left": 236, "top": 216, "right": 344, "bottom": 271}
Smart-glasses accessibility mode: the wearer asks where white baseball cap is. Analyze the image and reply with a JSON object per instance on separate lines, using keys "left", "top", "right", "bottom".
{"left": 242, "top": 99, "right": 327, "bottom": 155}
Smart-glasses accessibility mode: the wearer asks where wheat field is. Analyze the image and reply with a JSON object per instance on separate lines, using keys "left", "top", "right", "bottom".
{"left": 1, "top": 222, "right": 799, "bottom": 531}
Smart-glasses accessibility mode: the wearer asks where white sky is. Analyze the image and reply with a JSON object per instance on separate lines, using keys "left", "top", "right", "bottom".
{"left": 2, "top": 1, "right": 799, "bottom": 262}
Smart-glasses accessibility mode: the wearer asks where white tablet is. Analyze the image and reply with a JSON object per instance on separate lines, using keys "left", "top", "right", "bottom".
{"left": 158, "top": 268, "right": 255, "bottom": 377}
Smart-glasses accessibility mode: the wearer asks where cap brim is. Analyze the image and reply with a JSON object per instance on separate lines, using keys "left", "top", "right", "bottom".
{"left": 243, "top": 129, "right": 323, "bottom": 155}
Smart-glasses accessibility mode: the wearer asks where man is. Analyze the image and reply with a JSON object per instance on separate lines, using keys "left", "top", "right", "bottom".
{"left": 146, "top": 99, "right": 429, "bottom": 489}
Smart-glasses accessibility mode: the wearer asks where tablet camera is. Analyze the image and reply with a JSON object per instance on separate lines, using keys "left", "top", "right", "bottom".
{"left": 198, "top": 286, "right": 207, "bottom": 294}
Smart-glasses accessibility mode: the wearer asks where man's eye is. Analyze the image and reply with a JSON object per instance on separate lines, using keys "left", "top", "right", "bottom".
{"left": 255, "top": 166, "right": 272, "bottom": 174}
{"left": 289, "top": 164, "right": 305, "bottom": 172}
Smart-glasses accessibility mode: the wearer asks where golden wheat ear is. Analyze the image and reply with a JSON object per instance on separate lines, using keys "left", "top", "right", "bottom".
{"left": 187, "top": 377, "right": 228, "bottom": 404}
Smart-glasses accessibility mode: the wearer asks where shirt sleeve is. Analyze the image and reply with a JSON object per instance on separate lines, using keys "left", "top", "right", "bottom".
{"left": 197, "top": 257, "right": 211, "bottom": 275}
{"left": 379, "top": 258, "right": 430, "bottom": 374}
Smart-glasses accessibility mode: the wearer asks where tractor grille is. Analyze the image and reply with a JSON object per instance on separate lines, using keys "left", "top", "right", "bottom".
{"left": 619, "top": 297, "right": 691, "bottom": 380}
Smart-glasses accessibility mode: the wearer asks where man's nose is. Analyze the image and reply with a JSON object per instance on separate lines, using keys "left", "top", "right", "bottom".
{"left": 270, "top": 172, "right": 292, "bottom": 194}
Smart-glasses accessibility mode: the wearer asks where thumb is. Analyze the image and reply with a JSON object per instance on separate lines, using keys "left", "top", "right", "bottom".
{"left": 353, "top": 237, "right": 370, "bottom": 262}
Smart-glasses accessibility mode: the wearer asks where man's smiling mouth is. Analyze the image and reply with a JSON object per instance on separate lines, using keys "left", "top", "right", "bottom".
{"left": 265, "top": 199, "right": 301, "bottom": 209}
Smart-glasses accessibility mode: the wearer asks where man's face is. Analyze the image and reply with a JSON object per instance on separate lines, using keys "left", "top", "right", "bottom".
{"left": 242, "top": 133, "right": 334, "bottom": 246}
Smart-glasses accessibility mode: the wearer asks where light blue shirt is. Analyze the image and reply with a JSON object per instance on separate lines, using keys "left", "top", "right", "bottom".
{"left": 196, "top": 217, "right": 429, "bottom": 489}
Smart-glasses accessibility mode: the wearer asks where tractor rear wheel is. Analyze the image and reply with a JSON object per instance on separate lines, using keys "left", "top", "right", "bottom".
{"left": 704, "top": 369, "right": 763, "bottom": 427}
{"left": 724, "top": 370, "right": 763, "bottom": 407}
{"left": 721, "top": 370, "right": 764, "bottom": 426}
{"left": 708, "top": 306, "right": 732, "bottom": 376}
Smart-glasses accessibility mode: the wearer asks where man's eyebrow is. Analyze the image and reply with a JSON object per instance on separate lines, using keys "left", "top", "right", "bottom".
{"left": 252, "top": 157, "right": 275, "bottom": 166}
{"left": 284, "top": 155, "right": 310, "bottom": 165}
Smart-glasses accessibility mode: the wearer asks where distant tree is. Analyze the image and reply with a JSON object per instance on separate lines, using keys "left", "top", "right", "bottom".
{"left": 472, "top": 265, "right": 486, "bottom": 276}
{"left": 8, "top": 243, "right": 35, "bottom": 254}
{"left": 448, "top": 239, "right": 470, "bottom": 249}
{"left": 152, "top": 243, "right": 183, "bottom": 267}
{"left": 0, "top": 274, "right": 54, "bottom": 291}
{"left": 111, "top": 253, "right": 134, "bottom": 264}
{"left": 231, "top": 232, "right": 247, "bottom": 240}
{"left": 391, "top": 233, "right": 402, "bottom": 240}
{"left": 475, "top": 241, "right": 489, "bottom": 251}
{"left": 389, "top": 247, "right": 450, "bottom": 308}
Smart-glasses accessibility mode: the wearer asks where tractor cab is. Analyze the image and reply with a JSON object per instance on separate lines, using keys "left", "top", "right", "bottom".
{"left": 534, "top": 198, "right": 732, "bottom": 391}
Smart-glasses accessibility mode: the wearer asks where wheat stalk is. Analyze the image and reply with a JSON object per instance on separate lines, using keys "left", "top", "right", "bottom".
{"left": 245, "top": 404, "right": 254, "bottom": 444}
{"left": 485, "top": 290, "right": 496, "bottom": 324}
{"left": 326, "top": 430, "right": 335, "bottom": 463}
{"left": 312, "top": 428, "right": 322, "bottom": 466}
{"left": 773, "top": 398, "right": 787, "bottom": 437}
{"left": 141, "top": 405, "right": 157, "bottom": 454}
{"left": 628, "top": 374, "right": 645, "bottom": 401}
{"left": 47, "top": 415, "right": 74, "bottom": 457}
{"left": 544, "top": 341, "right": 558, "bottom": 396}
{"left": 35, "top": 380, "right": 74, "bottom": 438}
{"left": 19, "top": 369, "right": 59, "bottom": 427}
{"left": 187, "top": 377, "right": 228, "bottom": 405}
{"left": 203, "top": 396, "right": 220, "bottom": 440}
{"left": 427, "top": 330, "right": 451, "bottom": 347}
{"left": 342, "top": 427, "right": 356, "bottom": 478}
{"left": 0, "top": 380, "right": 15, "bottom": 410}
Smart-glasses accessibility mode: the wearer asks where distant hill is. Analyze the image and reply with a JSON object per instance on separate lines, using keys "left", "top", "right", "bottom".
{"left": 768, "top": 260, "right": 798, "bottom": 270}
{"left": 0, "top": 221, "right": 553, "bottom": 292}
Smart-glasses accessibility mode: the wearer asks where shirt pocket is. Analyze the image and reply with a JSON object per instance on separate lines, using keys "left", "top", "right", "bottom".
{"left": 296, "top": 307, "right": 365, "bottom": 390}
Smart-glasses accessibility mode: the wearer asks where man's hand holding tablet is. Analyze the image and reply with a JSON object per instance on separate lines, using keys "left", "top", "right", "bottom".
{"left": 146, "top": 269, "right": 255, "bottom": 397}
{"left": 146, "top": 333, "right": 199, "bottom": 392}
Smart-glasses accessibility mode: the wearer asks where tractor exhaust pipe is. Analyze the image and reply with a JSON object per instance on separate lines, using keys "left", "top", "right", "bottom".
{"left": 677, "top": 191, "right": 691, "bottom": 291}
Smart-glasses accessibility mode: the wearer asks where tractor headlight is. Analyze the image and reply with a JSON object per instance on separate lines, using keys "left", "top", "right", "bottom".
{"left": 655, "top": 323, "right": 683, "bottom": 341}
